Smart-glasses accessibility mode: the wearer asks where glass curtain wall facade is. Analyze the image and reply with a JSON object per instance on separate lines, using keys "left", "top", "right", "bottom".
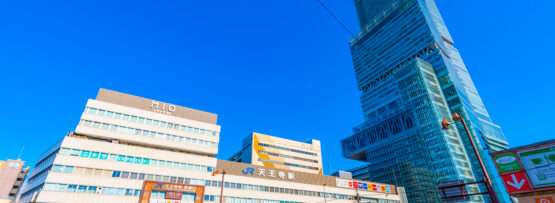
{"left": 342, "top": 0, "right": 510, "bottom": 202}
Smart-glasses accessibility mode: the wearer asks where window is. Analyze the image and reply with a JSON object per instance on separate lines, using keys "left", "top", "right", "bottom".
{"left": 63, "top": 166, "right": 74, "bottom": 173}
{"left": 88, "top": 186, "right": 97, "bottom": 193}
{"left": 78, "top": 185, "right": 87, "bottom": 192}
{"left": 90, "top": 152, "right": 99, "bottom": 159}
{"left": 80, "top": 150, "right": 90, "bottom": 158}
{"left": 112, "top": 171, "right": 121, "bottom": 177}
{"left": 68, "top": 184, "right": 77, "bottom": 192}
{"left": 125, "top": 189, "right": 134, "bottom": 196}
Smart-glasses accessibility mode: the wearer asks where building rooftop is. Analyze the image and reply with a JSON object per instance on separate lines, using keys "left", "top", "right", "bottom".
{"left": 96, "top": 88, "right": 218, "bottom": 124}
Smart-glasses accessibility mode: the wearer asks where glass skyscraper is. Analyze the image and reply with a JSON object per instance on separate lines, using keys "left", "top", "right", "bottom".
{"left": 341, "top": 0, "right": 511, "bottom": 202}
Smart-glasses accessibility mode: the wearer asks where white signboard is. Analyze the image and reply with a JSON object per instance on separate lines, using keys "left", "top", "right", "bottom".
{"left": 519, "top": 146, "right": 555, "bottom": 188}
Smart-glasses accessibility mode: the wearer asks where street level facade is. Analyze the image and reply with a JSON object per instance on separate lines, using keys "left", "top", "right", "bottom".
{"left": 0, "top": 159, "right": 29, "bottom": 203}
{"left": 341, "top": 0, "right": 511, "bottom": 202}
{"left": 18, "top": 89, "right": 405, "bottom": 203}
{"left": 229, "top": 132, "right": 323, "bottom": 175}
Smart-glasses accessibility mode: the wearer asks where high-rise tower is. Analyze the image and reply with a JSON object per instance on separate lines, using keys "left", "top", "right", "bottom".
{"left": 341, "top": 0, "right": 511, "bottom": 202}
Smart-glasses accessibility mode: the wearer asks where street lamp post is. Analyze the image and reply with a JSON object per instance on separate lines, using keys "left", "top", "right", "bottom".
{"left": 212, "top": 169, "right": 226, "bottom": 203}
{"left": 441, "top": 112, "right": 498, "bottom": 203}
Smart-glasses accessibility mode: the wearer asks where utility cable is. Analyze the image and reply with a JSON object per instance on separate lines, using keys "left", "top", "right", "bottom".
{"left": 312, "top": 0, "right": 355, "bottom": 37}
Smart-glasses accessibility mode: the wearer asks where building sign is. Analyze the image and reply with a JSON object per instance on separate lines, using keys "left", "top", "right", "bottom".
{"left": 139, "top": 181, "right": 204, "bottom": 203}
{"left": 493, "top": 152, "right": 522, "bottom": 174}
{"left": 501, "top": 171, "right": 533, "bottom": 194}
{"left": 241, "top": 167, "right": 295, "bottom": 180}
{"left": 336, "top": 178, "right": 396, "bottom": 194}
{"left": 151, "top": 100, "right": 177, "bottom": 115}
{"left": 217, "top": 160, "right": 397, "bottom": 195}
{"left": 165, "top": 191, "right": 183, "bottom": 200}
{"left": 536, "top": 197, "right": 554, "bottom": 203}
{"left": 96, "top": 89, "right": 218, "bottom": 124}
{"left": 216, "top": 160, "right": 336, "bottom": 187}
{"left": 519, "top": 146, "right": 555, "bottom": 188}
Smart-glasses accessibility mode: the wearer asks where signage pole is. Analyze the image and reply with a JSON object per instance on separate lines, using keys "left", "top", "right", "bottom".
{"left": 212, "top": 170, "right": 226, "bottom": 203}
{"left": 323, "top": 184, "right": 327, "bottom": 203}
{"left": 442, "top": 113, "right": 499, "bottom": 203}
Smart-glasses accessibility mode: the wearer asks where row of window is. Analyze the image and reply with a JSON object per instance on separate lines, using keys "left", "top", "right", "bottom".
{"left": 215, "top": 196, "right": 299, "bottom": 203}
{"left": 43, "top": 183, "right": 141, "bottom": 196}
{"left": 53, "top": 164, "right": 207, "bottom": 186}
{"left": 85, "top": 107, "right": 217, "bottom": 136}
{"left": 257, "top": 143, "right": 318, "bottom": 156}
{"left": 43, "top": 183, "right": 300, "bottom": 203}
{"left": 49, "top": 164, "right": 396, "bottom": 201}
{"left": 80, "top": 119, "right": 217, "bottom": 148}
{"left": 258, "top": 150, "right": 319, "bottom": 163}
{"left": 258, "top": 159, "right": 320, "bottom": 171}
{"left": 58, "top": 147, "right": 214, "bottom": 173}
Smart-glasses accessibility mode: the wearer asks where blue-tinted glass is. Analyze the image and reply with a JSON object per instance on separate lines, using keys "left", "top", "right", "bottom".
{"left": 67, "top": 185, "right": 77, "bottom": 192}
{"left": 90, "top": 152, "right": 99, "bottom": 159}
{"left": 80, "top": 150, "right": 90, "bottom": 158}
{"left": 112, "top": 171, "right": 121, "bottom": 177}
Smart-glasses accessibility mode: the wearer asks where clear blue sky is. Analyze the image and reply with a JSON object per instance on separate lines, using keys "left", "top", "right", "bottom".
{"left": 0, "top": 0, "right": 553, "bottom": 174}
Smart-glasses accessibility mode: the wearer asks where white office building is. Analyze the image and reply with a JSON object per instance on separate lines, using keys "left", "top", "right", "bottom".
{"left": 19, "top": 89, "right": 406, "bottom": 203}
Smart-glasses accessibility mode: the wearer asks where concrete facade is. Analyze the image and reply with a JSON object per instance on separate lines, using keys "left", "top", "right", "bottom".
{"left": 0, "top": 159, "right": 28, "bottom": 202}
{"left": 230, "top": 132, "right": 324, "bottom": 175}
{"left": 19, "top": 89, "right": 405, "bottom": 203}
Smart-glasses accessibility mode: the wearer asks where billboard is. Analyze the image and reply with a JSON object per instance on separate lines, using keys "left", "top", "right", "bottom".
{"left": 335, "top": 178, "right": 396, "bottom": 194}
{"left": 519, "top": 145, "right": 555, "bottom": 188}
{"left": 138, "top": 181, "right": 205, "bottom": 203}
{"left": 492, "top": 140, "right": 555, "bottom": 194}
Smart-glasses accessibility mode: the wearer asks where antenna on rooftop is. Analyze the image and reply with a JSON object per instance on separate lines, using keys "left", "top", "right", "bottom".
{"left": 17, "top": 146, "right": 25, "bottom": 160}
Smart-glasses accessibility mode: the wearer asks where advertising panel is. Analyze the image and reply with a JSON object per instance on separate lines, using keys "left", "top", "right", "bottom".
{"left": 536, "top": 196, "right": 554, "bottom": 203}
{"left": 519, "top": 146, "right": 555, "bottom": 188}
{"left": 493, "top": 152, "right": 522, "bottom": 174}
{"left": 500, "top": 171, "right": 533, "bottom": 193}
{"left": 139, "top": 181, "right": 204, "bottom": 203}
{"left": 493, "top": 140, "right": 555, "bottom": 190}
{"left": 335, "top": 178, "right": 396, "bottom": 194}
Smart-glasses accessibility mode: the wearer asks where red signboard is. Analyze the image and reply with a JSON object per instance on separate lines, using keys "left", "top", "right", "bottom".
{"left": 501, "top": 171, "right": 533, "bottom": 193}
{"left": 536, "top": 197, "right": 554, "bottom": 203}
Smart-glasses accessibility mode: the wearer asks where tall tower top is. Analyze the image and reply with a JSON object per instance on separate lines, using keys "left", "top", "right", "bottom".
{"left": 354, "top": 0, "right": 402, "bottom": 28}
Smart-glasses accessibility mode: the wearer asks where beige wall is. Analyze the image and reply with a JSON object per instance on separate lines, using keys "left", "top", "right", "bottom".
{"left": 96, "top": 88, "right": 218, "bottom": 124}
{"left": 250, "top": 132, "right": 324, "bottom": 174}
{"left": 0, "top": 160, "right": 24, "bottom": 199}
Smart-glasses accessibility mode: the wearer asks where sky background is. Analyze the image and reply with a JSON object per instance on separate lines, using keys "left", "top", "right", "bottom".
{"left": 0, "top": 0, "right": 554, "bottom": 173}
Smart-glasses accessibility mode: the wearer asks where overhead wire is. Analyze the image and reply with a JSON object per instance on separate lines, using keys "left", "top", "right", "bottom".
{"left": 312, "top": 0, "right": 355, "bottom": 37}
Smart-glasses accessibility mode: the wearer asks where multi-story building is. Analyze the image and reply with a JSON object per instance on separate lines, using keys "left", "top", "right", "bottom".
{"left": 229, "top": 132, "right": 323, "bottom": 175}
{"left": 0, "top": 159, "right": 29, "bottom": 203}
{"left": 19, "top": 88, "right": 406, "bottom": 203}
{"left": 341, "top": 0, "right": 511, "bottom": 202}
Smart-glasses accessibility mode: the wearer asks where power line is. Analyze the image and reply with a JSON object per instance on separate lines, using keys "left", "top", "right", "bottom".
{"left": 312, "top": 0, "right": 355, "bottom": 36}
